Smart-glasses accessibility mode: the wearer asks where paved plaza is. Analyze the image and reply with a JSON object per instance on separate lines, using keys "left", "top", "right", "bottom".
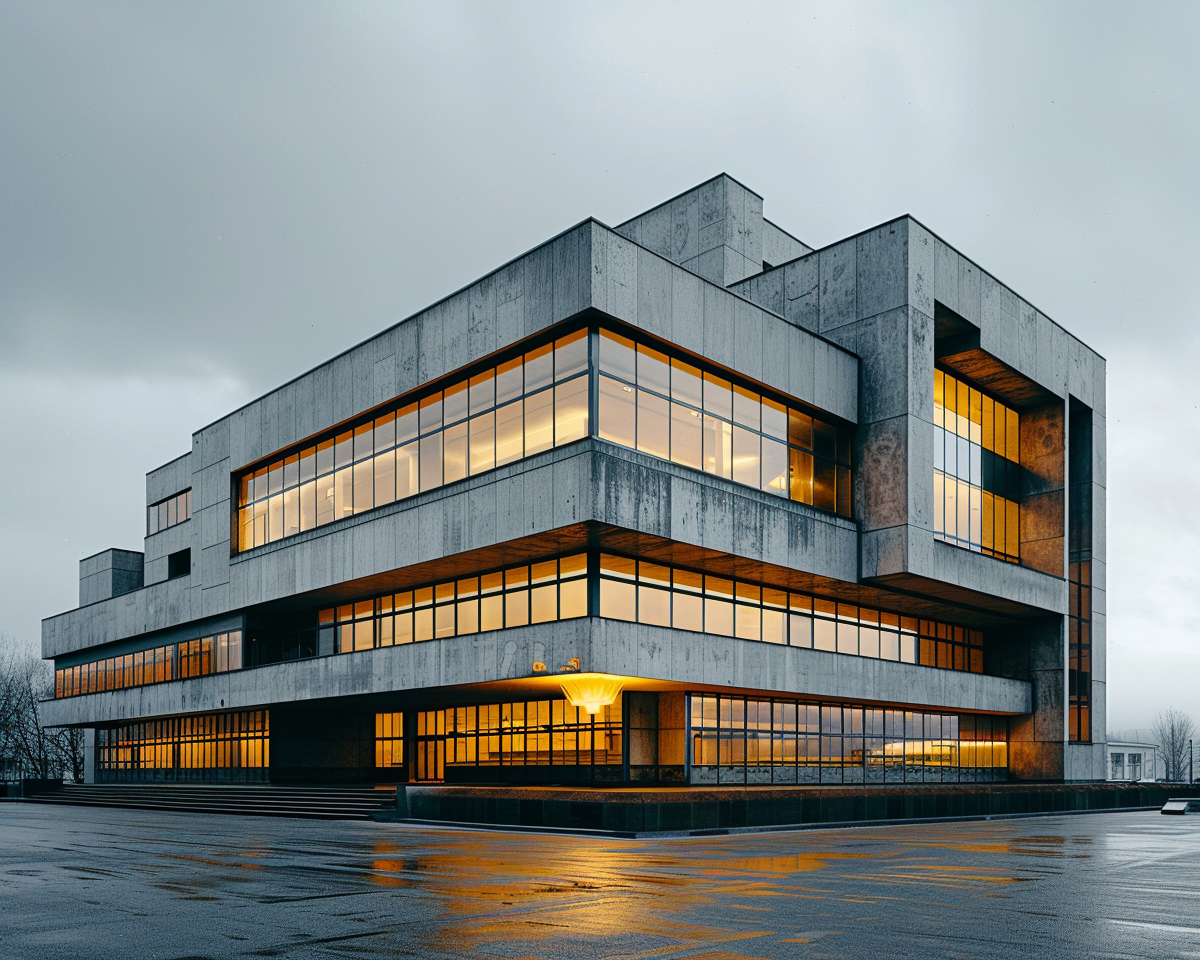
{"left": 1, "top": 805, "right": 1198, "bottom": 959}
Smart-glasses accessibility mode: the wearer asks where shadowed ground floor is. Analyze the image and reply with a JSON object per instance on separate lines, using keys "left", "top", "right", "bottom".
{"left": 1, "top": 805, "right": 1197, "bottom": 959}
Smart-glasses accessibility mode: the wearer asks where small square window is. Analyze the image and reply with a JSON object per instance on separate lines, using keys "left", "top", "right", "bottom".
{"left": 167, "top": 549, "right": 191, "bottom": 580}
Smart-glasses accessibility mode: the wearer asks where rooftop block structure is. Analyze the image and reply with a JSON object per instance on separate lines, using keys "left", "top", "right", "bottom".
{"left": 42, "top": 175, "right": 1106, "bottom": 788}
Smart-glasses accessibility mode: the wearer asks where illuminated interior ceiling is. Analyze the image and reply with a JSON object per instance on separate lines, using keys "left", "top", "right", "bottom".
{"left": 934, "top": 302, "right": 1058, "bottom": 410}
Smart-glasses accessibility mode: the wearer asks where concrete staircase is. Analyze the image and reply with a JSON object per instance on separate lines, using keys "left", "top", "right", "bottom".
{"left": 25, "top": 783, "right": 398, "bottom": 820}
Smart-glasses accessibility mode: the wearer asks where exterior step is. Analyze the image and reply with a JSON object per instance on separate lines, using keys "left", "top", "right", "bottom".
{"left": 24, "top": 784, "right": 398, "bottom": 820}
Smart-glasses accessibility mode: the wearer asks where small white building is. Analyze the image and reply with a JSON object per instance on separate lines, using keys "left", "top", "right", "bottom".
{"left": 1107, "top": 741, "right": 1157, "bottom": 781}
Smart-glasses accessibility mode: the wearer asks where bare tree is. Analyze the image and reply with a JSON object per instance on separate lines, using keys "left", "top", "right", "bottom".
{"left": 1151, "top": 708, "right": 1197, "bottom": 782}
{"left": 0, "top": 633, "right": 84, "bottom": 781}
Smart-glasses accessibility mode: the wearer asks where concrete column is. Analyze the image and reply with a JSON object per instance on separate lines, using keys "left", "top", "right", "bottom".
{"left": 83, "top": 728, "right": 96, "bottom": 784}
{"left": 1020, "top": 402, "right": 1065, "bottom": 577}
{"left": 1006, "top": 616, "right": 1066, "bottom": 780}
{"left": 658, "top": 692, "right": 687, "bottom": 783}
{"left": 626, "top": 692, "right": 687, "bottom": 783}
{"left": 627, "top": 691, "right": 658, "bottom": 782}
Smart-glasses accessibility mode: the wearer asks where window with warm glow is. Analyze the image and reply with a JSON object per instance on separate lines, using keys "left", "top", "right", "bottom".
{"left": 934, "top": 368, "right": 1020, "bottom": 561}
{"left": 1068, "top": 559, "right": 1092, "bottom": 742}
{"left": 413, "top": 698, "right": 624, "bottom": 782}
{"left": 96, "top": 710, "right": 268, "bottom": 782}
{"left": 599, "top": 554, "right": 985, "bottom": 673}
{"left": 313, "top": 554, "right": 587, "bottom": 654}
{"left": 55, "top": 630, "right": 242, "bottom": 699}
{"left": 375, "top": 712, "right": 404, "bottom": 768}
{"left": 689, "top": 694, "right": 1007, "bottom": 785}
{"left": 233, "top": 325, "right": 855, "bottom": 553}
{"left": 597, "top": 330, "right": 852, "bottom": 516}
{"left": 236, "top": 330, "right": 588, "bottom": 551}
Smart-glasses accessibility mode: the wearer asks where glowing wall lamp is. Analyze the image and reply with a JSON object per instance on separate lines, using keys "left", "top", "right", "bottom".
{"left": 558, "top": 673, "right": 624, "bottom": 715}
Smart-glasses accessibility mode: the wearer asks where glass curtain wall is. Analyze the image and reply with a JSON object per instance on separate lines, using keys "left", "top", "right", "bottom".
{"left": 62, "top": 552, "right": 998, "bottom": 695}
{"left": 55, "top": 630, "right": 243, "bottom": 699}
{"left": 599, "top": 554, "right": 985, "bottom": 673}
{"left": 1068, "top": 402, "right": 1094, "bottom": 743}
{"left": 235, "top": 325, "right": 855, "bottom": 553}
{"left": 689, "top": 694, "right": 1008, "bottom": 785}
{"left": 414, "top": 698, "right": 624, "bottom": 783}
{"left": 597, "top": 330, "right": 853, "bottom": 515}
{"left": 96, "top": 710, "right": 268, "bottom": 783}
{"left": 934, "top": 369, "right": 1020, "bottom": 561}
{"left": 237, "top": 330, "right": 589, "bottom": 550}
{"left": 311, "top": 555, "right": 587, "bottom": 656}
{"left": 1068, "top": 560, "right": 1092, "bottom": 742}
{"left": 247, "top": 552, "right": 989, "bottom": 677}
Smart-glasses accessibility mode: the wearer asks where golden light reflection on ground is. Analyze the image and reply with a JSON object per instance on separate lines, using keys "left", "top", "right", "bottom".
{"left": 2, "top": 807, "right": 1199, "bottom": 959}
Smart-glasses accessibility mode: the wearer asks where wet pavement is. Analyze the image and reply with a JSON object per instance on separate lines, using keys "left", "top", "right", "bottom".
{"left": 1, "top": 805, "right": 1198, "bottom": 959}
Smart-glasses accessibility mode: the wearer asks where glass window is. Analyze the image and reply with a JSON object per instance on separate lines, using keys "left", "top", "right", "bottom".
{"left": 396, "top": 441, "right": 418, "bottom": 500}
{"left": 671, "top": 358, "right": 703, "bottom": 408}
{"left": 704, "top": 416, "right": 733, "bottom": 479}
{"left": 732, "top": 385, "right": 760, "bottom": 430}
{"left": 496, "top": 357, "right": 523, "bottom": 406}
{"left": 703, "top": 372, "right": 732, "bottom": 421}
{"left": 599, "top": 330, "right": 636, "bottom": 382}
{"left": 732, "top": 426, "right": 760, "bottom": 488}
{"left": 443, "top": 381, "right": 468, "bottom": 426}
{"left": 554, "top": 329, "right": 588, "bottom": 380}
{"left": 443, "top": 422, "right": 468, "bottom": 484}
{"left": 637, "top": 344, "right": 670, "bottom": 396}
{"left": 638, "top": 586, "right": 671, "bottom": 626}
{"left": 469, "top": 412, "right": 496, "bottom": 474}
{"left": 524, "top": 389, "right": 554, "bottom": 456}
{"left": 670, "top": 403, "right": 703, "bottom": 470}
{"left": 335, "top": 430, "right": 353, "bottom": 470}
{"left": 554, "top": 376, "right": 588, "bottom": 445}
{"left": 935, "top": 368, "right": 1020, "bottom": 562}
{"left": 469, "top": 370, "right": 495, "bottom": 416}
{"left": 374, "top": 412, "right": 396, "bottom": 453}
{"left": 374, "top": 448, "right": 396, "bottom": 507}
{"left": 525, "top": 343, "right": 553, "bottom": 393}
{"left": 419, "top": 434, "right": 443, "bottom": 491}
{"left": 495, "top": 401, "right": 524, "bottom": 466}
{"left": 599, "top": 376, "right": 636, "bottom": 448}
{"left": 637, "top": 390, "right": 670, "bottom": 459}
{"left": 316, "top": 437, "right": 334, "bottom": 476}
{"left": 148, "top": 489, "right": 193, "bottom": 535}
{"left": 419, "top": 392, "right": 443, "bottom": 436}
{"left": 813, "top": 459, "right": 836, "bottom": 512}
{"left": 236, "top": 324, "right": 855, "bottom": 552}
{"left": 396, "top": 403, "right": 418, "bottom": 444}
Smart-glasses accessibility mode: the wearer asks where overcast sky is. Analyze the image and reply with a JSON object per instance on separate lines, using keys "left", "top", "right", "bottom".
{"left": 2, "top": 1, "right": 1197, "bottom": 733}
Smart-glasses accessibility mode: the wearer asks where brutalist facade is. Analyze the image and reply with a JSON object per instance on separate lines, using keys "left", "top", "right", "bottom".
{"left": 42, "top": 175, "right": 1107, "bottom": 788}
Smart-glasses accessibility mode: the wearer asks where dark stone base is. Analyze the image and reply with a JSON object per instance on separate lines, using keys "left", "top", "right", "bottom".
{"left": 406, "top": 782, "right": 1177, "bottom": 834}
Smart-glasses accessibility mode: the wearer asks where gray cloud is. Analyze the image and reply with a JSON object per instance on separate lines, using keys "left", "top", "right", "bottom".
{"left": 2, "top": 1, "right": 1197, "bottom": 729}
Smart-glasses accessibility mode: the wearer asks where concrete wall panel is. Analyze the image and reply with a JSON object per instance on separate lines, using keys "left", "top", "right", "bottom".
{"left": 42, "top": 617, "right": 1030, "bottom": 729}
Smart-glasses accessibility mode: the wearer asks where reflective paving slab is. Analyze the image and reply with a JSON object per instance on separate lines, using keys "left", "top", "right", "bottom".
{"left": 1, "top": 805, "right": 1198, "bottom": 959}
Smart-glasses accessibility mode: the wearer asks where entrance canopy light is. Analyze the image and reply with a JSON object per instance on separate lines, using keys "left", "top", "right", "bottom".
{"left": 559, "top": 673, "right": 624, "bottom": 715}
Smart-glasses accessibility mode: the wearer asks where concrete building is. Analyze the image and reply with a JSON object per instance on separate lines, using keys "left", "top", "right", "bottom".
{"left": 1106, "top": 741, "right": 1156, "bottom": 782}
{"left": 41, "top": 175, "right": 1107, "bottom": 788}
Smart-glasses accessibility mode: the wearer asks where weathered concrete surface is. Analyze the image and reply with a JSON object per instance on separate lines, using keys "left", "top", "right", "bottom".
{"left": 77, "top": 549, "right": 143, "bottom": 607}
{"left": 39, "top": 616, "right": 1031, "bottom": 728}
{"left": 0, "top": 805, "right": 1195, "bottom": 960}
{"left": 732, "top": 215, "right": 1107, "bottom": 779}
{"left": 43, "top": 442, "right": 860, "bottom": 658}
{"left": 406, "top": 781, "right": 1177, "bottom": 831}
{"left": 45, "top": 218, "right": 857, "bottom": 658}
{"left": 41, "top": 177, "right": 1109, "bottom": 785}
